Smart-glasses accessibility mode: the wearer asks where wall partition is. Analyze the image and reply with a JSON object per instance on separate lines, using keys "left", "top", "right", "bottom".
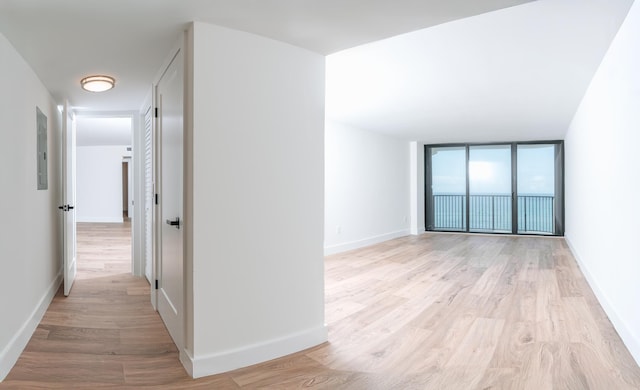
{"left": 425, "top": 141, "right": 564, "bottom": 236}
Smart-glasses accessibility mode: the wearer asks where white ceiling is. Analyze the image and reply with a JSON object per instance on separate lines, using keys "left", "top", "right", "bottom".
{"left": 326, "top": 0, "right": 635, "bottom": 142}
{"left": 0, "top": 0, "right": 634, "bottom": 142}
{"left": 0, "top": 0, "right": 532, "bottom": 113}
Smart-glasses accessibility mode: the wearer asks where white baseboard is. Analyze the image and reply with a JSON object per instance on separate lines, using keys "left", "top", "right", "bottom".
{"left": 180, "top": 349, "right": 194, "bottom": 377}
{"left": 185, "top": 324, "right": 328, "bottom": 379}
{"left": 565, "top": 237, "right": 640, "bottom": 366}
{"left": 324, "top": 229, "right": 410, "bottom": 256}
{"left": 410, "top": 226, "right": 426, "bottom": 235}
{"left": 0, "top": 271, "right": 62, "bottom": 381}
{"left": 76, "top": 216, "right": 124, "bottom": 223}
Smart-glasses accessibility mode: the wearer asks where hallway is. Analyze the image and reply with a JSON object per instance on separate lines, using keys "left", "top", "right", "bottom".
{"left": 0, "top": 223, "right": 213, "bottom": 388}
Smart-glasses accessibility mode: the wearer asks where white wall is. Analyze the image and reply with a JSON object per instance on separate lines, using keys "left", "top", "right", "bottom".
{"left": 0, "top": 32, "right": 61, "bottom": 380}
{"left": 76, "top": 145, "right": 130, "bottom": 223}
{"left": 185, "top": 22, "right": 326, "bottom": 377}
{"left": 564, "top": 1, "right": 640, "bottom": 365}
{"left": 324, "top": 121, "right": 410, "bottom": 255}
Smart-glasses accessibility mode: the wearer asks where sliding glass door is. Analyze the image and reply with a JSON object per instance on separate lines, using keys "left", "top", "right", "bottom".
{"left": 469, "top": 145, "right": 512, "bottom": 233}
{"left": 425, "top": 142, "right": 564, "bottom": 236}
{"left": 517, "top": 144, "right": 562, "bottom": 234}
{"left": 428, "top": 146, "right": 466, "bottom": 231}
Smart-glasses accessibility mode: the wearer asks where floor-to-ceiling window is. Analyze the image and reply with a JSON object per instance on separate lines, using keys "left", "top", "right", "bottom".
{"left": 516, "top": 144, "right": 562, "bottom": 234}
{"left": 428, "top": 146, "right": 467, "bottom": 231}
{"left": 425, "top": 141, "right": 564, "bottom": 236}
{"left": 469, "top": 144, "right": 512, "bottom": 233}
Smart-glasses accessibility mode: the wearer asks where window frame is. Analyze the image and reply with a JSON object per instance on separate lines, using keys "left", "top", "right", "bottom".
{"left": 424, "top": 140, "right": 564, "bottom": 236}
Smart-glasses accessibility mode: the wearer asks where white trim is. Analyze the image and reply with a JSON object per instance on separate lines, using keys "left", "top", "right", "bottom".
{"left": 186, "top": 325, "right": 328, "bottom": 378}
{"left": 0, "top": 271, "right": 62, "bottom": 381}
{"left": 179, "top": 349, "right": 194, "bottom": 377}
{"left": 324, "top": 229, "right": 410, "bottom": 256}
{"left": 75, "top": 217, "right": 124, "bottom": 223}
{"left": 565, "top": 237, "right": 640, "bottom": 366}
{"left": 411, "top": 227, "right": 426, "bottom": 236}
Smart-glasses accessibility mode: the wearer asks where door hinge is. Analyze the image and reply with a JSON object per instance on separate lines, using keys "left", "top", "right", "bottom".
{"left": 155, "top": 194, "right": 158, "bottom": 205}
{"left": 155, "top": 280, "right": 159, "bottom": 290}
{"left": 154, "top": 107, "right": 158, "bottom": 118}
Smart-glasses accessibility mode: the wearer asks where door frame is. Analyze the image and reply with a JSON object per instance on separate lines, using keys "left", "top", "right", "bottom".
{"left": 151, "top": 39, "right": 186, "bottom": 348}
{"left": 146, "top": 32, "right": 189, "bottom": 372}
{"left": 74, "top": 112, "right": 143, "bottom": 275}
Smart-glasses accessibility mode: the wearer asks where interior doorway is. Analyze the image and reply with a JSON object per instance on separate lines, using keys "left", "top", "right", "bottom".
{"left": 74, "top": 115, "right": 135, "bottom": 279}
{"left": 122, "top": 161, "right": 129, "bottom": 220}
{"left": 122, "top": 157, "right": 133, "bottom": 221}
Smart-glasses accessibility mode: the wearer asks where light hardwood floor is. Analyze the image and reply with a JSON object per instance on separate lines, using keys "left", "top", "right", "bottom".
{"left": 2, "top": 225, "right": 640, "bottom": 389}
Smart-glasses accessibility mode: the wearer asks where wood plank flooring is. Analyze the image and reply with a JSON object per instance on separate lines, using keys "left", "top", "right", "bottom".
{"left": 2, "top": 226, "right": 639, "bottom": 389}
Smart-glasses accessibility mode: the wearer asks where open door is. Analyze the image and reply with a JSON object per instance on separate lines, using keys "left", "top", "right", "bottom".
{"left": 156, "top": 49, "right": 184, "bottom": 349}
{"left": 60, "top": 101, "right": 77, "bottom": 296}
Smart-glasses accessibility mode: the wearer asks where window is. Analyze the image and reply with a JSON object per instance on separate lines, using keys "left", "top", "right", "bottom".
{"left": 425, "top": 142, "right": 564, "bottom": 236}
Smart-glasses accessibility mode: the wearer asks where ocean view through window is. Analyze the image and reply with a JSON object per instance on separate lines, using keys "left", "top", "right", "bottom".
{"left": 426, "top": 142, "right": 564, "bottom": 236}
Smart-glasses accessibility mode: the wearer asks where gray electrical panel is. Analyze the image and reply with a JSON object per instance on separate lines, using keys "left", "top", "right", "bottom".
{"left": 36, "top": 107, "right": 48, "bottom": 190}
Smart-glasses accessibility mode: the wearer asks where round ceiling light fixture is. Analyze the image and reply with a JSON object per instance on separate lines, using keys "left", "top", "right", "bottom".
{"left": 80, "top": 75, "right": 115, "bottom": 92}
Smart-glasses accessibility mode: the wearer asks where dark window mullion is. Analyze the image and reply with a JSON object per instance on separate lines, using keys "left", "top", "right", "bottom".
{"left": 511, "top": 143, "right": 518, "bottom": 234}
{"left": 465, "top": 145, "right": 470, "bottom": 233}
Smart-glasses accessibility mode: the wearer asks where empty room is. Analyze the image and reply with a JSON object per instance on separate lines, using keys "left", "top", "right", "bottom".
{"left": 1, "top": 0, "right": 639, "bottom": 388}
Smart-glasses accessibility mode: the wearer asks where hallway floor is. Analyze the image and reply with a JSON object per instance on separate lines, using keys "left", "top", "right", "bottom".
{"left": 2, "top": 226, "right": 640, "bottom": 389}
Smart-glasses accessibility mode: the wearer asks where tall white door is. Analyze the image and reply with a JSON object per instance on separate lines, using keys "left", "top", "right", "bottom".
{"left": 61, "top": 101, "right": 77, "bottom": 296}
{"left": 156, "top": 49, "right": 184, "bottom": 349}
{"left": 144, "top": 105, "right": 154, "bottom": 283}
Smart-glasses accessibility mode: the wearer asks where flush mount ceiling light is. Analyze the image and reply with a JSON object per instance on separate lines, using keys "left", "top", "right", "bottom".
{"left": 80, "top": 75, "right": 115, "bottom": 92}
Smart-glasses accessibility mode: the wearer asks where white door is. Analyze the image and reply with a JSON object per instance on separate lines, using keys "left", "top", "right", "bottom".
{"left": 144, "top": 105, "right": 154, "bottom": 283}
{"left": 156, "top": 49, "right": 184, "bottom": 349}
{"left": 61, "top": 101, "right": 77, "bottom": 296}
